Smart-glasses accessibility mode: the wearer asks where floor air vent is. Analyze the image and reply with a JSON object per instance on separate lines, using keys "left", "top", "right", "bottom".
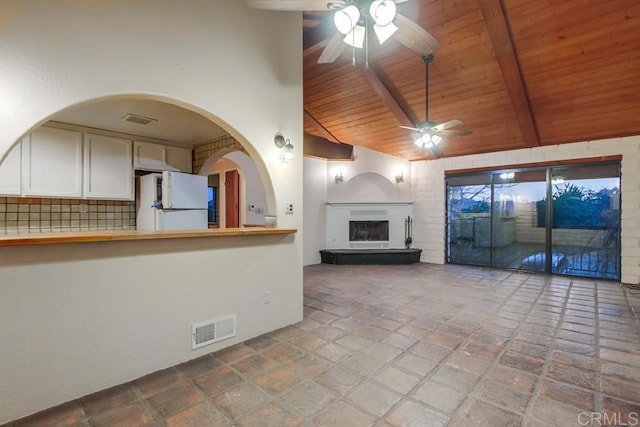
{"left": 192, "top": 314, "right": 236, "bottom": 349}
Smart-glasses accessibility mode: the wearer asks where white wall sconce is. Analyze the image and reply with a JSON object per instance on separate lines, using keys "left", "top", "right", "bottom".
{"left": 335, "top": 171, "right": 343, "bottom": 184}
{"left": 274, "top": 133, "right": 294, "bottom": 163}
{"left": 395, "top": 170, "right": 404, "bottom": 183}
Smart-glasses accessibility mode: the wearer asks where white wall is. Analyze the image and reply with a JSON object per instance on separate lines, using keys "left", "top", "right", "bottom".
{"left": 0, "top": 1, "right": 303, "bottom": 423}
{"left": 411, "top": 136, "right": 640, "bottom": 285}
{"left": 327, "top": 146, "right": 411, "bottom": 202}
{"left": 303, "top": 157, "right": 327, "bottom": 265}
{"left": 303, "top": 146, "right": 411, "bottom": 265}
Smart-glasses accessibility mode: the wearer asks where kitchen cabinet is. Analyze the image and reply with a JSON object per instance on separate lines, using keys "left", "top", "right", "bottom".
{"left": 83, "top": 134, "right": 133, "bottom": 200}
{"left": 22, "top": 127, "right": 83, "bottom": 198}
{"left": 0, "top": 143, "right": 22, "bottom": 195}
{"left": 133, "top": 141, "right": 192, "bottom": 173}
{"left": 166, "top": 146, "right": 192, "bottom": 173}
{"left": 133, "top": 141, "right": 165, "bottom": 171}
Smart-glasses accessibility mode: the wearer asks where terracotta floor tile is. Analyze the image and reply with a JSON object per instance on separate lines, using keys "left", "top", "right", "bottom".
{"left": 339, "top": 351, "right": 388, "bottom": 376}
{"left": 314, "top": 342, "right": 352, "bottom": 363}
{"left": 261, "top": 343, "right": 305, "bottom": 363}
{"left": 499, "top": 350, "right": 545, "bottom": 375}
{"left": 193, "top": 366, "right": 243, "bottom": 397}
{"left": 290, "top": 334, "right": 327, "bottom": 352}
{"left": 600, "top": 347, "right": 640, "bottom": 367}
{"left": 374, "top": 366, "right": 421, "bottom": 395}
{"left": 430, "top": 365, "right": 479, "bottom": 392}
{"left": 312, "top": 325, "right": 348, "bottom": 342}
{"left": 483, "top": 365, "right": 537, "bottom": 392}
{"left": 426, "top": 332, "right": 465, "bottom": 350}
{"left": 409, "top": 341, "right": 452, "bottom": 362}
{"left": 480, "top": 380, "right": 531, "bottom": 413}
{"left": 283, "top": 354, "right": 328, "bottom": 379}
{"left": 280, "top": 381, "right": 336, "bottom": 417}
{"left": 335, "top": 334, "right": 377, "bottom": 351}
{"left": 412, "top": 381, "right": 465, "bottom": 414}
{"left": 393, "top": 353, "right": 439, "bottom": 377}
{"left": 134, "top": 368, "right": 187, "bottom": 397}
{"left": 386, "top": 400, "right": 450, "bottom": 427}
{"left": 88, "top": 403, "right": 154, "bottom": 427}
{"left": 314, "top": 365, "right": 365, "bottom": 396}
{"left": 538, "top": 378, "right": 594, "bottom": 411}
{"left": 601, "top": 375, "right": 640, "bottom": 403}
{"left": 253, "top": 368, "right": 300, "bottom": 395}
{"left": 269, "top": 326, "right": 304, "bottom": 342}
{"left": 231, "top": 353, "right": 278, "bottom": 377}
{"left": 370, "top": 317, "right": 403, "bottom": 331}
{"left": 165, "top": 403, "right": 233, "bottom": 427}
{"left": 146, "top": 385, "right": 205, "bottom": 418}
{"left": 530, "top": 397, "right": 585, "bottom": 427}
{"left": 235, "top": 401, "right": 303, "bottom": 427}
{"left": 12, "top": 402, "right": 83, "bottom": 427}
{"left": 244, "top": 334, "right": 279, "bottom": 351}
{"left": 177, "top": 355, "right": 220, "bottom": 378}
{"left": 600, "top": 395, "right": 640, "bottom": 426}
{"left": 348, "top": 380, "right": 402, "bottom": 418}
{"left": 445, "top": 352, "right": 492, "bottom": 376}
{"left": 550, "top": 349, "right": 595, "bottom": 371}
{"left": 546, "top": 361, "right": 595, "bottom": 390}
{"left": 383, "top": 332, "right": 418, "bottom": 350}
{"left": 81, "top": 384, "right": 138, "bottom": 417}
{"left": 459, "top": 399, "right": 522, "bottom": 426}
{"left": 212, "top": 344, "right": 255, "bottom": 364}
{"left": 313, "top": 401, "right": 375, "bottom": 427}
{"left": 211, "top": 382, "right": 272, "bottom": 419}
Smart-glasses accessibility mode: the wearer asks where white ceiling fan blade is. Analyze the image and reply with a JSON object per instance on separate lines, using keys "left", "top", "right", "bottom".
{"left": 393, "top": 13, "right": 441, "bottom": 54}
{"left": 246, "top": 0, "right": 338, "bottom": 11}
{"left": 318, "top": 32, "right": 347, "bottom": 63}
{"left": 398, "top": 125, "right": 422, "bottom": 132}
{"left": 431, "top": 119, "right": 463, "bottom": 132}
{"left": 434, "top": 129, "right": 473, "bottom": 136}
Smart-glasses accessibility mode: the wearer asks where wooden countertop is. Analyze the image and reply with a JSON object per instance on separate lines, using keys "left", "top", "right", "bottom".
{"left": 0, "top": 227, "right": 297, "bottom": 247}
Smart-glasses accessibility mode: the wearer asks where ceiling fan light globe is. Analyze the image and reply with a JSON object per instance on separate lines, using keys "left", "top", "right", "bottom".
{"left": 343, "top": 24, "right": 366, "bottom": 48}
{"left": 373, "top": 22, "right": 398, "bottom": 44}
{"left": 431, "top": 134, "right": 442, "bottom": 145}
{"left": 370, "top": 0, "right": 396, "bottom": 26}
{"left": 334, "top": 5, "right": 360, "bottom": 35}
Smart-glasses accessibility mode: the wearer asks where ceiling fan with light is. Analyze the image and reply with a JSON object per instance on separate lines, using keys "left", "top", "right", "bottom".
{"left": 247, "top": 0, "right": 441, "bottom": 65}
{"left": 400, "top": 54, "right": 471, "bottom": 150}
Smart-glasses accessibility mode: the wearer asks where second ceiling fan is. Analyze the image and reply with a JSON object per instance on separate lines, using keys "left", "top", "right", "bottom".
{"left": 247, "top": 0, "right": 441, "bottom": 64}
{"left": 401, "top": 54, "right": 472, "bottom": 151}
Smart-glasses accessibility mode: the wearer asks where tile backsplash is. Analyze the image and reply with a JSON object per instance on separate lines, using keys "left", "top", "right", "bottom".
{"left": 0, "top": 197, "right": 136, "bottom": 234}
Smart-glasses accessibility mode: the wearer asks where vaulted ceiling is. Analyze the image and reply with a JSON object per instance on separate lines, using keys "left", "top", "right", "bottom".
{"left": 301, "top": 0, "right": 640, "bottom": 161}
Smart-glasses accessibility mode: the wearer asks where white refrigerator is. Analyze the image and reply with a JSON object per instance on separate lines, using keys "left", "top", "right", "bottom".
{"left": 137, "top": 171, "right": 208, "bottom": 231}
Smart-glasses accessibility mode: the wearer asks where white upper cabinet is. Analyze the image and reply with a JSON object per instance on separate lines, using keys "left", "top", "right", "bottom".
{"left": 133, "top": 141, "right": 192, "bottom": 173}
{"left": 166, "top": 146, "right": 192, "bottom": 173}
{"left": 83, "top": 134, "right": 133, "bottom": 200}
{"left": 0, "top": 142, "right": 22, "bottom": 195}
{"left": 22, "top": 127, "right": 83, "bottom": 198}
{"left": 133, "top": 141, "right": 166, "bottom": 171}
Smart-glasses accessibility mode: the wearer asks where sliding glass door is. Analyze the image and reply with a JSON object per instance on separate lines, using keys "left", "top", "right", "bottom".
{"left": 446, "top": 161, "right": 621, "bottom": 280}
{"left": 550, "top": 163, "right": 620, "bottom": 278}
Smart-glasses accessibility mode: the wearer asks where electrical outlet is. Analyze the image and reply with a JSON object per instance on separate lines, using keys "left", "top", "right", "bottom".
{"left": 285, "top": 203, "right": 293, "bottom": 214}
{"left": 264, "top": 290, "right": 272, "bottom": 304}
{"left": 255, "top": 207, "right": 264, "bottom": 214}
{"left": 248, "top": 204, "right": 255, "bottom": 212}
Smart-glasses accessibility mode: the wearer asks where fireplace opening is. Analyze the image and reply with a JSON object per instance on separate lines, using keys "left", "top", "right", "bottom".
{"left": 349, "top": 220, "right": 389, "bottom": 242}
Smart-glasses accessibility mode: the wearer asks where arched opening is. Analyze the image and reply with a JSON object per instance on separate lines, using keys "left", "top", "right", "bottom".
{"left": 0, "top": 94, "right": 277, "bottom": 232}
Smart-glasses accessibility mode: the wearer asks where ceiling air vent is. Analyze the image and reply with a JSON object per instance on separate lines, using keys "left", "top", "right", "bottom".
{"left": 122, "top": 113, "right": 157, "bottom": 126}
{"left": 192, "top": 314, "right": 236, "bottom": 350}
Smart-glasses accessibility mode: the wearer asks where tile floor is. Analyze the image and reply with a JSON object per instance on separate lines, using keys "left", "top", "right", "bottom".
{"left": 9, "top": 263, "right": 640, "bottom": 427}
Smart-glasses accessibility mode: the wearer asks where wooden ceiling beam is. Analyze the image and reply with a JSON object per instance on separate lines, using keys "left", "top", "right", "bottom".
{"left": 359, "top": 65, "right": 415, "bottom": 128}
{"left": 303, "top": 133, "right": 353, "bottom": 160}
{"left": 478, "top": 0, "right": 540, "bottom": 147}
{"left": 304, "top": 109, "right": 341, "bottom": 143}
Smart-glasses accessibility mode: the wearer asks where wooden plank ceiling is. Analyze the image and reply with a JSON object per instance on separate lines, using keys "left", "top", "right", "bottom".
{"left": 302, "top": 0, "right": 640, "bottom": 161}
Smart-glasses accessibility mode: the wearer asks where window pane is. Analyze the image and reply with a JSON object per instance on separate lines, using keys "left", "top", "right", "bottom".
{"left": 207, "top": 186, "right": 216, "bottom": 223}
{"left": 551, "top": 163, "right": 620, "bottom": 279}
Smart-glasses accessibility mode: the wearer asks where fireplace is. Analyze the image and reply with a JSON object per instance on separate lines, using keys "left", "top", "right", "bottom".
{"left": 349, "top": 220, "right": 389, "bottom": 242}
{"left": 325, "top": 202, "right": 412, "bottom": 249}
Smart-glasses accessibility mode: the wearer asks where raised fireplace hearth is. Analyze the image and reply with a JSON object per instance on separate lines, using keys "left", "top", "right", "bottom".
{"left": 320, "top": 248, "right": 422, "bottom": 265}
